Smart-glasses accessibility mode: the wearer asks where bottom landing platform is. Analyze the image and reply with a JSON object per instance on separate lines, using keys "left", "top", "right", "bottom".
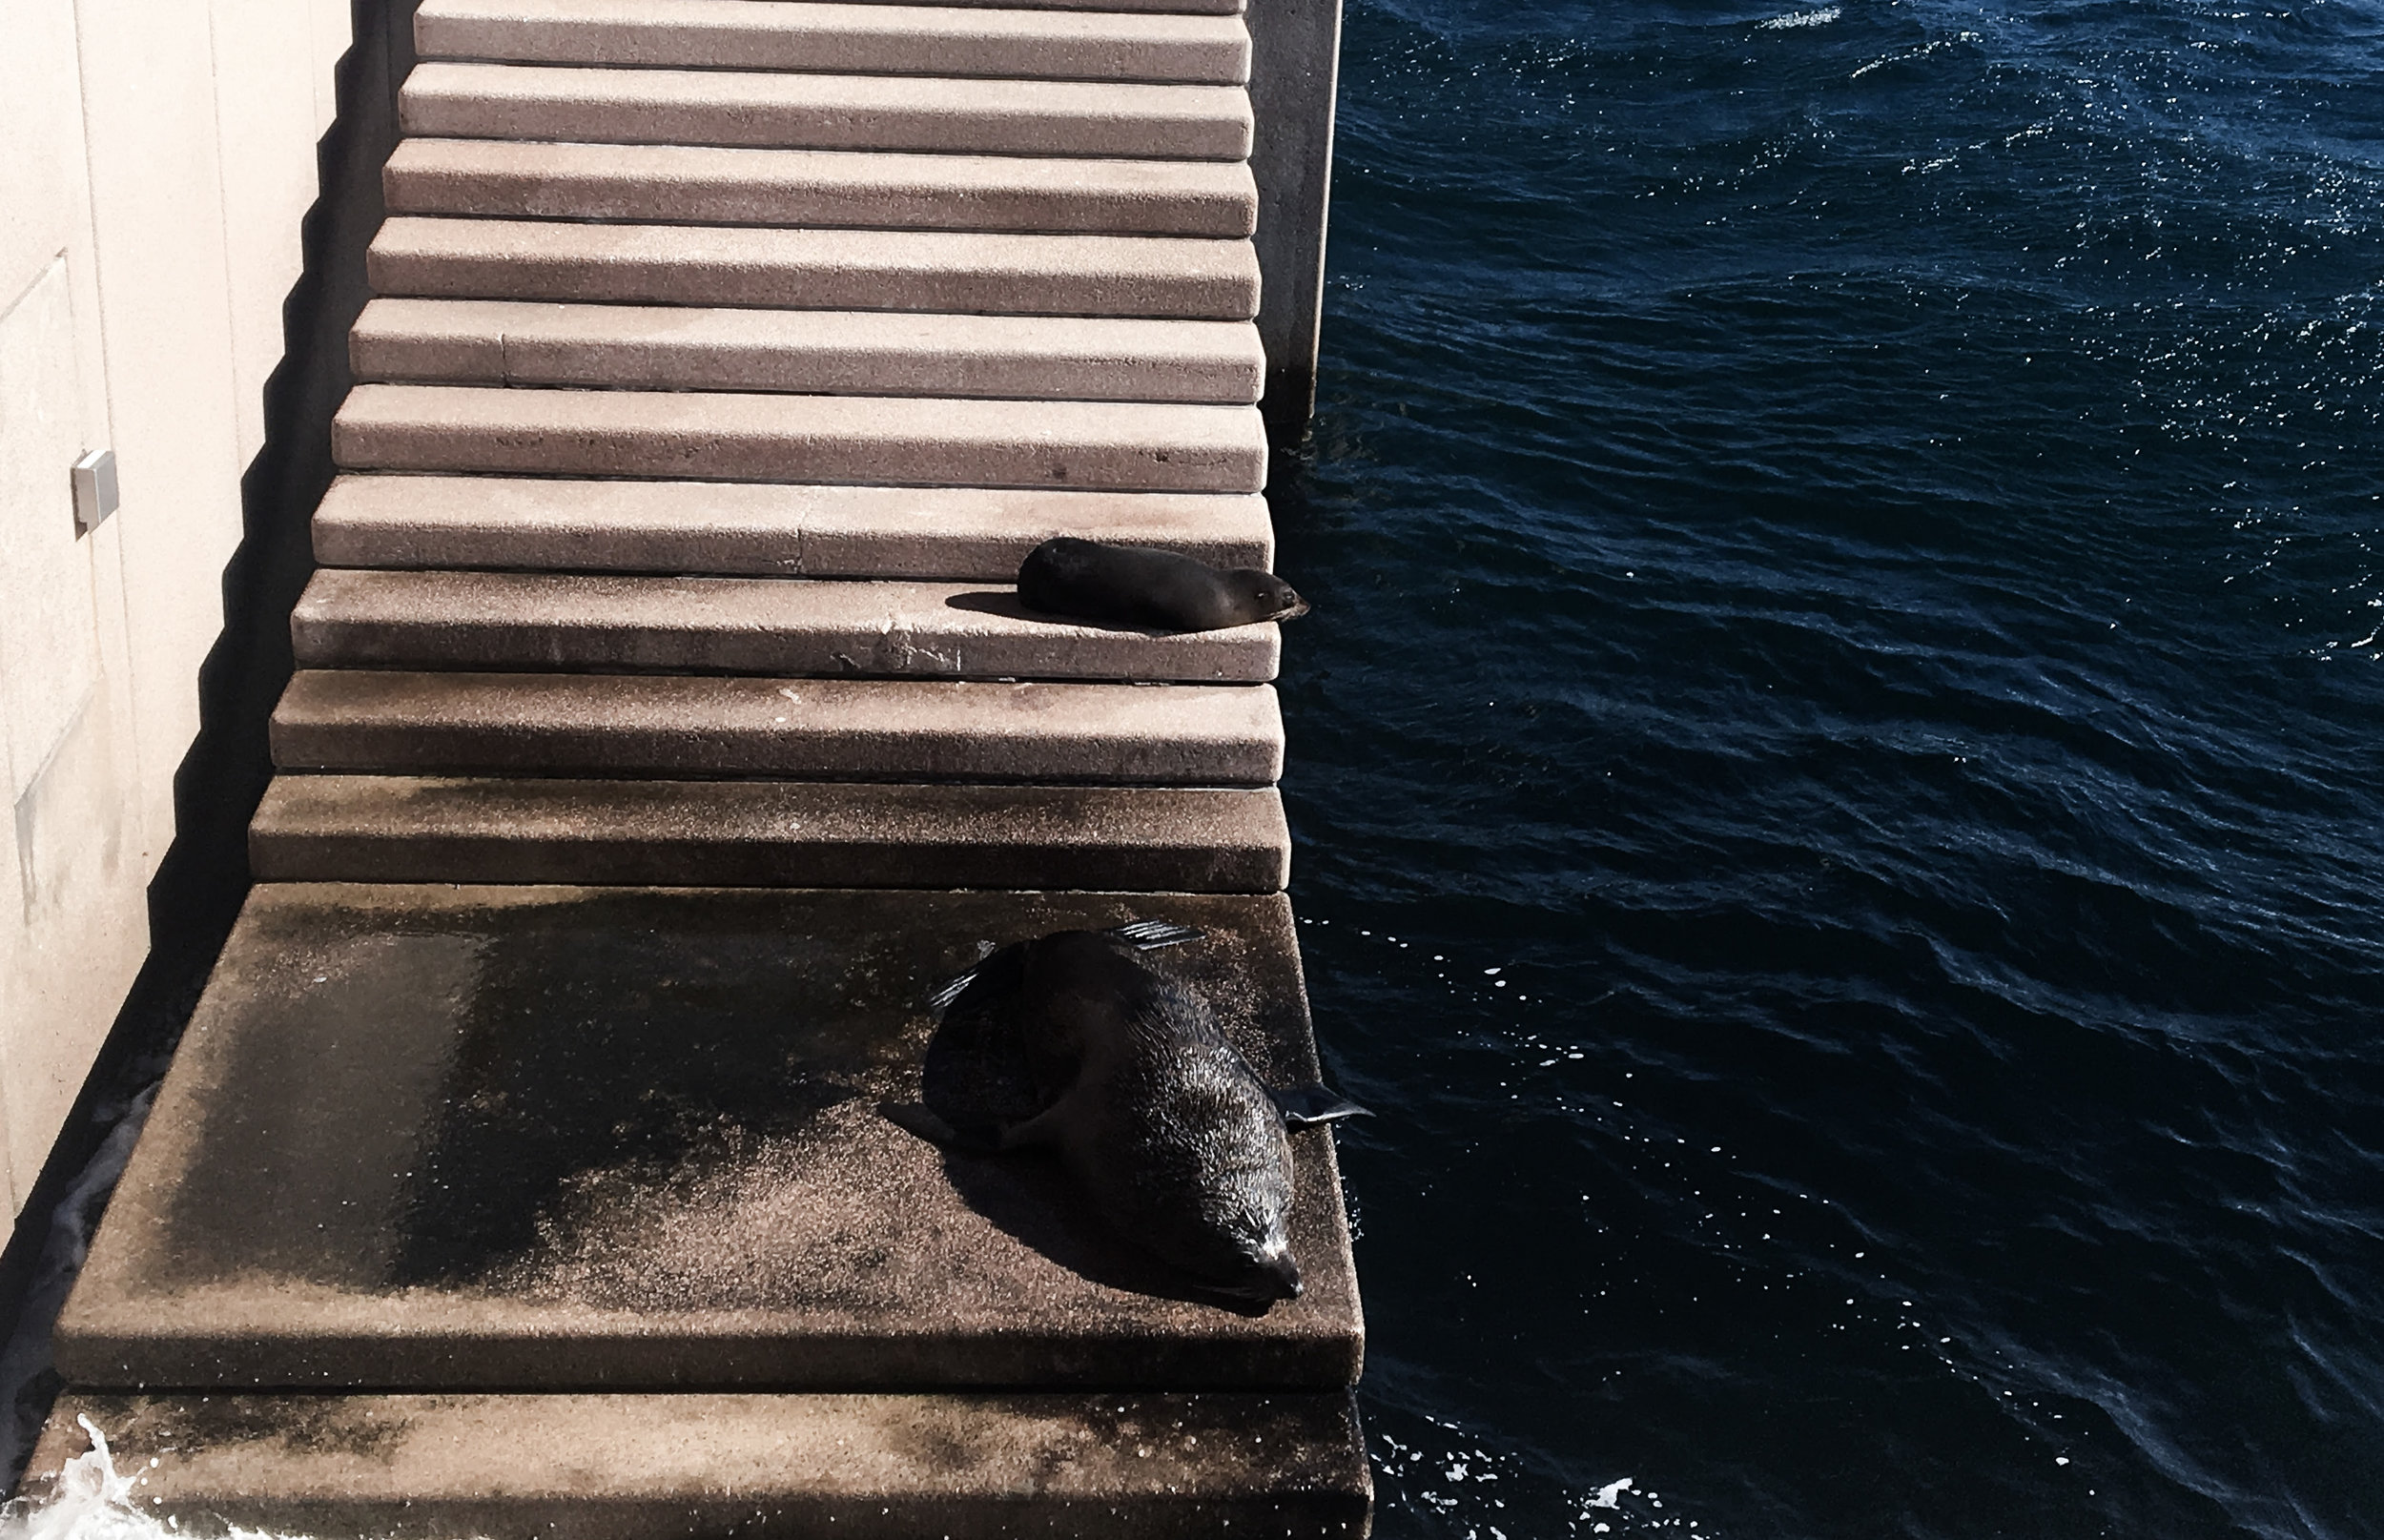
{"left": 33, "top": 883, "right": 1369, "bottom": 1535}
{"left": 58, "top": 884, "right": 1363, "bottom": 1389}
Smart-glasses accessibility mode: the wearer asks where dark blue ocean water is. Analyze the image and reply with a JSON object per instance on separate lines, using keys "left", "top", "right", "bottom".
{"left": 1278, "top": 0, "right": 2384, "bottom": 1534}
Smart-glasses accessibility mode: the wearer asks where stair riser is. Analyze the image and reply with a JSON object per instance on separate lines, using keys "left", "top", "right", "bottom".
{"left": 288, "top": 626, "right": 1277, "bottom": 681}
{"left": 290, "top": 569, "right": 1280, "bottom": 683}
{"left": 384, "top": 141, "right": 1259, "bottom": 238}
{"left": 24, "top": 1490, "right": 1362, "bottom": 1540}
{"left": 348, "top": 302, "right": 1266, "bottom": 405}
{"left": 309, "top": 477, "right": 1273, "bottom": 580}
{"left": 31, "top": 1390, "right": 1369, "bottom": 1540}
{"left": 270, "top": 674, "right": 1285, "bottom": 784}
{"left": 399, "top": 65, "right": 1254, "bottom": 160}
{"left": 252, "top": 836, "right": 1289, "bottom": 893}
{"left": 366, "top": 224, "right": 1262, "bottom": 321}
{"left": 415, "top": 0, "right": 1253, "bottom": 86}
{"left": 274, "top": 728, "right": 1284, "bottom": 784}
{"left": 250, "top": 778, "right": 1292, "bottom": 892}
{"left": 331, "top": 386, "right": 1270, "bottom": 494}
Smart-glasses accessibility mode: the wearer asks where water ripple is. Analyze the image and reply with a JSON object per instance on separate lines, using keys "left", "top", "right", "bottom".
{"left": 1294, "top": 0, "right": 2384, "bottom": 1533}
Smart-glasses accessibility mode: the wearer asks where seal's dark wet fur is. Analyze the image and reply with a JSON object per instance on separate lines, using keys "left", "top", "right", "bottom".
{"left": 1017, "top": 537, "right": 1308, "bottom": 633}
{"left": 889, "top": 924, "right": 1364, "bottom": 1304}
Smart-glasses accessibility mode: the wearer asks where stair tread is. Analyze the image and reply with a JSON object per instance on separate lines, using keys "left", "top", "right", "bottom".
{"left": 415, "top": 0, "right": 1252, "bottom": 84}
{"left": 273, "top": 670, "right": 1285, "bottom": 783}
{"left": 400, "top": 60, "right": 1254, "bottom": 159}
{"left": 246, "top": 777, "right": 1292, "bottom": 888}
{"left": 55, "top": 884, "right": 1345, "bottom": 1387}
{"left": 309, "top": 475, "right": 1272, "bottom": 578}
{"left": 291, "top": 567, "right": 1280, "bottom": 681}
{"left": 349, "top": 297, "right": 1266, "bottom": 403}
{"left": 28, "top": 1391, "right": 1367, "bottom": 1540}
{"left": 331, "top": 384, "right": 1270, "bottom": 492}
{"left": 367, "top": 216, "right": 1261, "bottom": 319}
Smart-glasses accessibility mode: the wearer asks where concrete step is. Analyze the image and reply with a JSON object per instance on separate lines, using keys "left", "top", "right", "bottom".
{"left": 60, "top": 885, "right": 1336, "bottom": 1382}
{"left": 29, "top": 1391, "right": 1367, "bottom": 1540}
{"left": 332, "top": 385, "right": 1269, "bottom": 492}
{"left": 272, "top": 672, "right": 1285, "bottom": 784}
{"left": 290, "top": 569, "right": 1281, "bottom": 681}
{"left": 310, "top": 476, "right": 1273, "bottom": 579}
{"left": 248, "top": 779, "right": 1291, "bottom": 888}
{"left": 416, "top": 0, "right": 1251, "bottom": 85}
{"left": 384, "top": 138, "right": 1258, "bottom": 237}
{"left": 400, "top": 61, "right": 1254, "bottom": 160}
{"left": 367, "top": 217, "right": 1261, "bottom": 320}
{"left": 845, "top": 0, "right": 1242, "bottom": 10}
{"left": 844, "top": 0, "right": 1243, "bottom": 10}
{"left": 807, "top": 0, "right": 1243, "bottom": 10}
{"left": 349, "top": 298, "right": 1266, "bottom": 404}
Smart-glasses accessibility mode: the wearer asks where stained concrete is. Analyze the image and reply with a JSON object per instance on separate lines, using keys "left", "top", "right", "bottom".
{"left": 367, "top": 217, "right": 1263, "bottom": 319}
{"left": 331, "top": 384, "right": 1269, "bottom": 492}
{"left": 290, "top": 569, "right": 1282, "bottom": 681}
{"left": 56, "top": 884, "right": 1356, "bottom": 1388}
{"left": 248, "top": 777, "right": 1293, "bottom": 890}
{"left": 400, "top": 61, "right": 1256, "bottom": 160}
{"left": 270, "top": 671, "right": 1286, "bottom": 784}
{"left": 348, "top": 298, "right": 1267, "bottom": 404}
{"left": 307, "top": 476, "right": 1274, "bottom": 578}
{"left": 415, "top": 0, "right": 1254, "bottom": 85}
{"left": 26, "top": 1390, "right": 1367, "bottom": 1538}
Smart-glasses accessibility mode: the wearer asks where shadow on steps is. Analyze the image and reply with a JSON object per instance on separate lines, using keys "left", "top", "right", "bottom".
{"left": 0, "top": 0, "right": 420, "bottom": 1494}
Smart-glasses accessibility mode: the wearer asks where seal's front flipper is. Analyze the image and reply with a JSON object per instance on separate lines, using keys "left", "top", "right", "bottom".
{"left": 994, "top": 1100, "right": 1075, "bottom": 1152}
{"left": 880, "top": 1101, "right": 1000, "bottom": 1153}
{"left": 1270, "top": 1084, "right": 1372, "bottom": 1127}
{"left": 1108, "top": 919, "right": 1204, "bottom": 951}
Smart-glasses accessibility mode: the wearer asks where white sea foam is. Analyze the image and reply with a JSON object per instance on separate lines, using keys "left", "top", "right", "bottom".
{"left": 1759, "top": 6, "right": 1840, "bottom": 28}
{"left": 1588, "top": 1474, "right": 1636, "bottom": 1509}
{"left": 0, "top": 1421, "right": 480, "bottom": 1540}
{"left": 0, "top": 1417, "right": 301, "bottom": 1540}
{"left": 0, "top": 1090, "right": 156, "bottom": 1485}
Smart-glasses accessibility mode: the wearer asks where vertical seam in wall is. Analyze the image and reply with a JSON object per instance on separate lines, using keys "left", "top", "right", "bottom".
{"left": 67, "top": 0, "right": 118, "bottom": 460}
{"left": 205, "top": 0, "right": 247, "bottom": 472}
{"left": 63, "top": 0, "right": 151, "bottom": 893}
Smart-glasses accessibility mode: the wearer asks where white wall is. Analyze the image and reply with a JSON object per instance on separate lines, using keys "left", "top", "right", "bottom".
{"left": 0, "top": 0, "right": 353, "bottom": 1220}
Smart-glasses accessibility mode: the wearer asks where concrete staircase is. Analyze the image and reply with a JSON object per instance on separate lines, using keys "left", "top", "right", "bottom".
{"left": 295, "top": 0, "right": 1288, "bottom": 887}
{"left": 30, "top": 0, "right": 1368, "bottom": 1532}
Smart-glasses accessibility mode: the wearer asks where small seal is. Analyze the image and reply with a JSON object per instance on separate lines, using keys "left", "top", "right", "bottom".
{"left": 1017, "top": 538, "right": 1309, "bottom": 633}
{"left": 888, "top": 921, "right": 1366, "bottom": 1304}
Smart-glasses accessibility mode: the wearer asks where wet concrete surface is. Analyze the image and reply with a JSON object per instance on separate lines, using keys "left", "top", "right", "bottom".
{"left": 27, "top": 1387, "right": 1371, "bottom": 1538}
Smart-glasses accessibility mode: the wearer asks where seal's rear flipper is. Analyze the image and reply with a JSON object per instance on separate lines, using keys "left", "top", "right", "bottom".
{"left": 880, "top": 1101, "right": 1000, "bottom": 1153}
{"left": 1109, "top": 919, "right": 1204, "bottom": 950}
{"left": 1270, "top": 1084, "right": 1372, "bottom": 1127}
{"left": 925, "top": 970, "right": 979, "bottom": 1015}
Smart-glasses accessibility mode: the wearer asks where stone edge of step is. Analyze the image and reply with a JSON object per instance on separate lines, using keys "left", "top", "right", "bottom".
{"left": 248, "top": 774, "right": 1294, "bottom": 892}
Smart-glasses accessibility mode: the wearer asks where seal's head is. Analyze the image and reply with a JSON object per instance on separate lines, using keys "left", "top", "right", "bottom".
{"left": 1229, "top": 570, "right": 1309, "bottom": 625}
{"left": 1234, "top": 1236, "right": 1305, "bottom": 1303}
{"left": 1174, "top": 1192, "right": 1302, "bottom": 1303}
{"left": 1142, "top": 1103, "right": 1305, "bottom": 1304}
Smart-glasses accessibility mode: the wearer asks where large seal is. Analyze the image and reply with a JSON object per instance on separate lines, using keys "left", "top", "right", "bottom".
{"left": 1017, "top": 538, "right": 1309, "bottom": 633}
{"left": 889, "top": 922, "right": 1365, "bottom": 1304}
